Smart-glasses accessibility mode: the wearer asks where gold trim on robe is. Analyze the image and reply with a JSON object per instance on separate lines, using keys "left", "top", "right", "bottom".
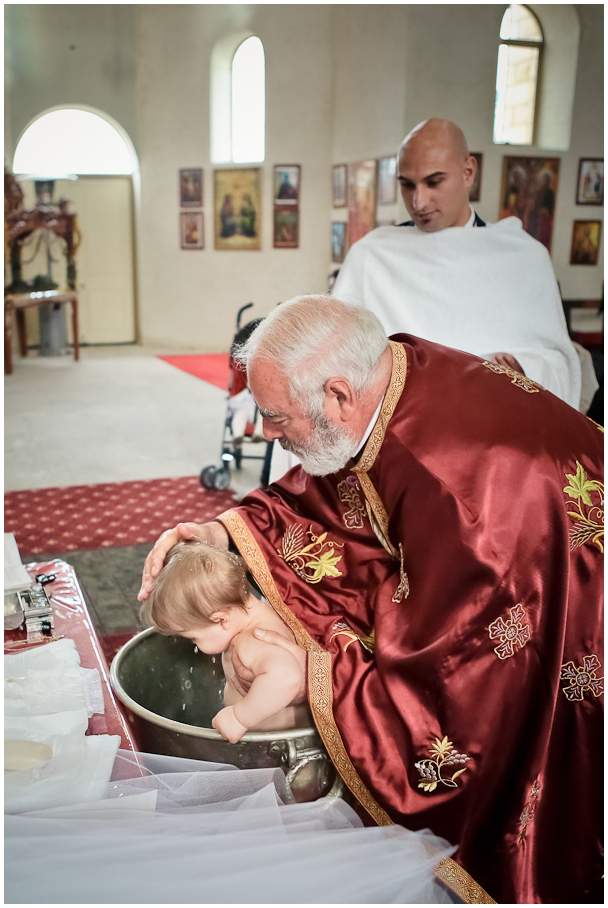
{"left": 216, "top": 508, "right": 496, "bottom": 905}
{"left": 352, "top": 341, "right": 407, "bottom": 557}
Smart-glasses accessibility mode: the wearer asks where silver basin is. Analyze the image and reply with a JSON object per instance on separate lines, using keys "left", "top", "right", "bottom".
{"left": 110, "top": 628, "right": 340, "bottom": 803}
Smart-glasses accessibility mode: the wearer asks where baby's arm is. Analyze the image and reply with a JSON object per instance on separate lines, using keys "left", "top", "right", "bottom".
{"left": 212, "top": 637, "right": 304, "bottom": 743}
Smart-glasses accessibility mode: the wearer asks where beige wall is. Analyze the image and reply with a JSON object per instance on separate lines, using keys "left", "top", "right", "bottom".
{"left": 4, "top": 4, "right": 604, "bottom": 353}
{"left": 135, "top": 4, "right": 333, "bottom": 350}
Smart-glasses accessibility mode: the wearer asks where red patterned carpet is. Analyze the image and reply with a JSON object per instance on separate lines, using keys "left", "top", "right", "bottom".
{"left": 158, "top": 353, "right": 230, "bottom": 390}
{"left": 4, "top": 476, "right": 235, "bottom": 556}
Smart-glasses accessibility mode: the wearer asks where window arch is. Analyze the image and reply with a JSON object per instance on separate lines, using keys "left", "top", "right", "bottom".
{"left": 12, "top": 107, "right": 137, "bottom": 175}
{"left": 211, "top": 33, "right": 265, "bottom": 164}
{"left": 493, "top": 5, "right": 544, "bottom": 146}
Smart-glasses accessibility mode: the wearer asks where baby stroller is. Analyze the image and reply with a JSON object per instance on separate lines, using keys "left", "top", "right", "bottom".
{"left": 200, "top": 303, "right": 271, "bottom": 490}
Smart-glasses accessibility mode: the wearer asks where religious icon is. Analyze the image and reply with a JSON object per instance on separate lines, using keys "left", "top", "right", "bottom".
{"left": 570, "top": 220, "right": 602, "bottom": 266}
{"left": 378, "top": 156, "right": 397, "bottom": 205}
{"left": 179, "top": 168, "right": 203, "bottom": 208}
{"left": 273, "top": 165, "right": 300, "bottom": 205}
{"left": 274, "top": 206, "right": 299, "bottom": 248}
{"left": 348, "top": 160, "right": 377, "bottom": 246}
{"left": 499, "top": 156, "right": 560, "bottom": 252}
{"left": 331, "top": 221, "right": 346, "bottom": 263}
{"left": 576, "top": 159, "right": 603, "bottom": 206}
{"left": 213, "top": 169, "right": 262, "bottom": 251}
{"left": 332, "top": 164, "right": 347, "bottom": 208}
{"left": 180, "top": 212, "right": 204, "bottom": 249}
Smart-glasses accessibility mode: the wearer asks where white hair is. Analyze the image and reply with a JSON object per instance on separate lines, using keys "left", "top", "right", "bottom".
{"left": 233, "top": 295, "right": 389, "bottom": 417}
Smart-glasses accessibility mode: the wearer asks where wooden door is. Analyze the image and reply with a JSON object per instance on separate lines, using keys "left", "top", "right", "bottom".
{"left": 18, "top": 176, "right": 136, "bottom": 346}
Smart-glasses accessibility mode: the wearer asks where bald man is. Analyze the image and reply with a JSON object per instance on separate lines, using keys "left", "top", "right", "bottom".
{"left": 333, "top": 118, "right": 583, "bottom": 410}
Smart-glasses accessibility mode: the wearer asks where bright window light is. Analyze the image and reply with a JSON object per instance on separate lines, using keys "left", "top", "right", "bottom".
{"left": 500, "top": 4, "right": 543, "bottom": 41}
{"left": 13, "top": 109, "right": 135, "bottom": 176}
{"left": 493, "top": 5, "right": 543, "bottom": 146}
{"left": 231, "top": 37, "right": 265, "bottom": 163}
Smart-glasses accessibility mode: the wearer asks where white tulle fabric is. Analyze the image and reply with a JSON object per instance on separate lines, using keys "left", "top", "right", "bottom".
{"left": 5, "top": 750, "right": 459, "bottom": 904}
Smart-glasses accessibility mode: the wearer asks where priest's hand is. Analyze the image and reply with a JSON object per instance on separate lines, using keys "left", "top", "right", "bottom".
{"left": 490, "top": 352, "right": 525, "bottom": 374}
{"left": 229, "top": 628, "right": 308, "bottom": 703}
{"left": 138, "top": 520, "right": 229, "bottom": 600}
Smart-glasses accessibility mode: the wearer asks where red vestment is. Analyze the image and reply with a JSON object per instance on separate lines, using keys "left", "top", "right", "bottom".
{"left": 218, "top": 336, "right": 603, "bottom": 904}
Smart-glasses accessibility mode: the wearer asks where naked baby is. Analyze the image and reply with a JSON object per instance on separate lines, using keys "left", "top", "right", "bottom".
{"left": 141, "top": 541, "right": 309, "bottom": 743}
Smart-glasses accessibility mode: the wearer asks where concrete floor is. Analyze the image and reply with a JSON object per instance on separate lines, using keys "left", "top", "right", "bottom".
{"left": 4, "top": 343, "right": 266, "bottom": 499}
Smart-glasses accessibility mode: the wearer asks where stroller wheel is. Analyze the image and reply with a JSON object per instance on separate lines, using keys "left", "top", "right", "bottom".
{"left": 200, "top": 465, "right": 217, "bottom": 489}
{"left": 213, "top": 466, "right": 231, "bottom": 490}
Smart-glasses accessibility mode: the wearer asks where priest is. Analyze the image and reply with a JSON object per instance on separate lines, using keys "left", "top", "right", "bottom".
{"left": 139, "top": 296, "right": 603, "bottom": 905}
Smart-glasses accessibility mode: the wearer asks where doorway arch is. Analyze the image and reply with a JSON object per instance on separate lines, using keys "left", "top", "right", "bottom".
{"left": 12, "top": 106, "right": 140, "bottom": 346}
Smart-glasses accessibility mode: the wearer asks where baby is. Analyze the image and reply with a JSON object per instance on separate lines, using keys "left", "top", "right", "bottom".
{"left": 141, "top": 541, "right": 308, "bottom": 743}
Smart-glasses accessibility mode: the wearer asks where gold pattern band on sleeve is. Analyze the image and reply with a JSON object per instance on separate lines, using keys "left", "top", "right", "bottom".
{"left": 356, "top": 340, "right": 407, "bottom": 474}
{"left": 352, "top": 470, "right": 398, "bottom": 557}
{"left": 216, "top": 508, "right": 393, "bottom": 825}
{"left": 433, "top": 858, "right": 496, "bottom": 904}
{"left": 351, "top": 341, "right": 410, "bottom": 600}
{"left": 216, "top": 509, "right": 495, "bottom": 905}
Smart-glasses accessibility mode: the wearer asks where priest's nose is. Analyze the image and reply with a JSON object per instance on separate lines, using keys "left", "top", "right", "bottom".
{"left": 262, "top": 418, "right": 283, "bottom": 442}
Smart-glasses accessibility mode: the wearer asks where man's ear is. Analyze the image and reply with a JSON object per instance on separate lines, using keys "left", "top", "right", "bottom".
{"left": 324, "top": 377, "right": 356, "bottom": 424}
{"left": 463, "top": 154, "right": 477, "bottom": 189}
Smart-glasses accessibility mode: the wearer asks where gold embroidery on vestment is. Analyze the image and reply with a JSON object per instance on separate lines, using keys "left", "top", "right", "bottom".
{"left": 563, "top": 462, "right": 604, "bottom": 552}
{"left": 415, "top": 735, "right": 471, "bottom": 792}
{"left": 433, "top": 858, "right": 496, "bottom": 904}
{"left": 560, "top": 654, "right": 603, "bottom": 701}
{"left": 352, "top": 471, "right": 396, "bottom": 556}
{"left": 350, "top": 343, "right": 410, "bottom": 590}
{"left": 218, "top": 510, "right": 494, "bottom": 905}
{"left": 277, "top": 524, "right": 344, "bottom": 583}
{"left": 356, "top": 341, "right": 407, "bottom": 473}
{"left": 587, "top": 416, "right": 604, "bottom": 433}
{"left": 329, "top": 620, "right": 375, "bottom": 654}
{"left": 482, "top": 360, "right": 545, "bottom": 393}
{"left": 518, "top": 779, "right": 540, "bottom": 843}
{"left": 392, "top": 542, "right": 410, "bottom": 602}
{"left": 216, "top": 510, "right": 391, "bottom": 826}
{"left": 487, "top": 603, "right": 530, "bottom": 660}
{"left": 336, "top": 475, "right": 366, "bottom": 529}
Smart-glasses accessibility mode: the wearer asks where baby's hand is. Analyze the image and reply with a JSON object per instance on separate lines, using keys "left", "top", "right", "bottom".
{"left": 212, "top": 706, "right": 248, "bottom": 744}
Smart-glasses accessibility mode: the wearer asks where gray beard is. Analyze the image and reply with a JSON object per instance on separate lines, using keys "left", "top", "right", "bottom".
{"left": 279, "top": 413, "right": 360, "bottom": 476}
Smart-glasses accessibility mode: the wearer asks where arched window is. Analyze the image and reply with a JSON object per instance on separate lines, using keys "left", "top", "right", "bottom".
{"left": 493, "top": 5, "right": 544, "bottom": 146}
{"left": 211, "top": 34, "right": 265, "bottom": 164}
{"left": 12, "top": 108, "right": 136, "bottom": 175}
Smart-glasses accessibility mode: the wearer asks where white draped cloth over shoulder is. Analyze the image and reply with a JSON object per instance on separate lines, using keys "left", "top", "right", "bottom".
{"left": 333, "top": 217, "right": 582, "bottom": 409}
{"left": 5, "top": 750, "right": 458, "bottom": 904}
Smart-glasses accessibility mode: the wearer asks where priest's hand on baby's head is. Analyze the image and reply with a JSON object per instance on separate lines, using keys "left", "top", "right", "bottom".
{"left": 138, "top": 520, "right": 229, "bottom": 600}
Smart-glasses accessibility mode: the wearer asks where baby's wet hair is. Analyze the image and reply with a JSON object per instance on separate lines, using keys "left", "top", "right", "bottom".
{"left": 140, "top": 540, "right": 249, "bottom": 634}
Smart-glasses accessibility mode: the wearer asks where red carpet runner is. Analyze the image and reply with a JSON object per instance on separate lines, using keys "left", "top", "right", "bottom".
{"left": 158, "top": 353, "right": 230, "bottom": 391}
{"left": 4, "top": 476, "right": 235, "bottom": 556}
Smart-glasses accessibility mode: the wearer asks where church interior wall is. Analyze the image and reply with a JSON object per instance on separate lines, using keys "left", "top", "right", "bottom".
{"left": 135, "top": 4, "right": 333, "bottom": 351}
{"left": 4, "top": 4, "right": 603, "bottom": 352}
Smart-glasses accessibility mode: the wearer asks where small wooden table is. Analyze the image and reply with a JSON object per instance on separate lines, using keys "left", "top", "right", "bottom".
{"left": 4, "top": 290, "right": 80, "bottom": 375}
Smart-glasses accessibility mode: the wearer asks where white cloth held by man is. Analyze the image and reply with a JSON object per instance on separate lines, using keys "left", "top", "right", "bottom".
{"left": 333, "top": 214, "right": 581, "bottom": 408}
